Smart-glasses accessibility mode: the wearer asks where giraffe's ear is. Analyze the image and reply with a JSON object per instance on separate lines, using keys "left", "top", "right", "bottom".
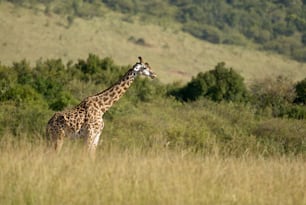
{"left": 138, "top": 56, "right": 143, "bottom": 63}
{"left": 145, "top": 62, "right": 150, "bottom": 68}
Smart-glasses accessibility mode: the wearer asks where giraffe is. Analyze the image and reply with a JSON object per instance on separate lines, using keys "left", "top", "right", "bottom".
{"left": 46, "top": 56, "right": 156, "bottom": 156}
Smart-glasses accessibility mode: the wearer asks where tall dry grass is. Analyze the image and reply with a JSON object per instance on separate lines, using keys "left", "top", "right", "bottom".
{"left": 0, "top": 138, "right": 305, "bottom": 205}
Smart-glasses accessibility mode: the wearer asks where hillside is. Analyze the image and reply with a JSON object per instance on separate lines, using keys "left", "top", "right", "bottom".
{"left": 102, "top": 0, "right": 306, "bottom": 62}
{"left": 1, "top": 2, "right": 306, "bottom": 84}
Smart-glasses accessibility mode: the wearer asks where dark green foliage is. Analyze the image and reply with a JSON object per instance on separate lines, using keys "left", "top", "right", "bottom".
{"left": 13, "top": 60, "right": 33, "bottom": 85}
{"left": 49, "top": 91, "right": 78, "bottom": 111}
{"left": 75, "top": 54, "right": 122, "bottom": 84}
{"left": 285, "top": 105, "right": 306, "bottom": 119}
{"left": 172, "top": 62, "right": 248, "bottom": 102}
{"left": 292, "top": 47, "right": 306, "bottom": 62}
{"left": 168, "top": 0, "right": 305, "bottom": 61}
{"left": 52, "top": 0, "right": 103, "bottom": 19}
{"left": 294, "top": 77, "right": 306, "bottom": 104}
{"left": 76, "top": 53, "right": 102, "bottom": 75}
{"left": 302, "top": 33, "right": 306, "bottom": 45}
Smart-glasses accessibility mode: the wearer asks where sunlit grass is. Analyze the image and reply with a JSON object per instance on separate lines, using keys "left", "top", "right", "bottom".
{"left": 0, "top": 98, "right": 305, "bottom": 204}
{"left": 0, "top": 139, "right": 305, "bottom": 205}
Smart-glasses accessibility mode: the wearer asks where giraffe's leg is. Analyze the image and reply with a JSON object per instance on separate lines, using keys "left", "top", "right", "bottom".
{"left": 54, "top": 138, "right": 64, "bottom": 152}
{"left": 47, "top": 128, "right": 65, "bottom": 153}
{"left": 46, "top": 114, "right": 66, "bottom": 153}
{"left": 87, "top": 131, "right": 101, "bottom": 157}
{"left": 83, "top": 120, "right": 104, "bottom": 158}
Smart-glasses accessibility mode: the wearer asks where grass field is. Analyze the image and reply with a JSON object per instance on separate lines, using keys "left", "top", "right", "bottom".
{"left": 1, "top": 2, "right": 306, "bottom": 83}
{"left": 0, "top": 98, "right": 305, "bottom": 205}
{"left": 0, "top": 140, "right": 305, "bottom": 205}
{"left": 0, "top": 2, "right": 306, "bottom": 205}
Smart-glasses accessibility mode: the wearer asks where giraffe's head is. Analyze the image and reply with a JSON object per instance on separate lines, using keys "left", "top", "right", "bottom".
{"left": 132, "top": 56, "right": 157, "bottom": 79}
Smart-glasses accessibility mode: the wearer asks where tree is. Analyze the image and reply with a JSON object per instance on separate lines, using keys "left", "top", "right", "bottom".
{"left": 294, "top": 78, "right": 306, "bottom": 104}
{"left": 301, "top": 33, "right": 306, "bottom": 45}
{"left": 172, "top": 62, "right": 248, "bottom": 102}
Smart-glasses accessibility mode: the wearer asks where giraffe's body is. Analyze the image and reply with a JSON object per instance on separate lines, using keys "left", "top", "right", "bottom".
{"left": 46, "top": 57, "right": 156, "bottom": 155}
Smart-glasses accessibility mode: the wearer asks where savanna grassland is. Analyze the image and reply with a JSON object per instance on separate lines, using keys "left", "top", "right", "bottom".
{"left": 0, "top": 1, "right": 306, "bottom": 205}
{"left": 0, "top": 95, "right": 305, "bottom": 205}
{"left": 0, "top": 140, "right": 305, "bottom": 205}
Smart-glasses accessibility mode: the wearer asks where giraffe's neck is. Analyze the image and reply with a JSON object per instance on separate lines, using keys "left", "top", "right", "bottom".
{"left": 94, "top": 69, "right": 136, "bottom": 113}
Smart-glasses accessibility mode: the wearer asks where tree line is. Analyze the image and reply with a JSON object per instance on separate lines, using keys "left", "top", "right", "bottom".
{"left": 0, "top": 54, "right": 305, "bottom": 116}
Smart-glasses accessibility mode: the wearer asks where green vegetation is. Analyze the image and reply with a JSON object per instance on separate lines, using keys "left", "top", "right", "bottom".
{"left": 170, "top": 62, "right": 306, "bottom": 119}
{"left": 0, "top": 54, "right": 305, "bottom": 205}
{"left": 0, "top": 2, "right": 305, "bottom": 203}
{"left": 4, "top": 0, "right": 306, "bottom": 62}
{"left": 0, "top": 55, "right": 305, "bottom": 156}
{"left": 295, "top": 78, "right": 306, "bottom": 104}
{"left": 1, "top": 1, "right": 306, "bottom": 84}
{"left": 82, "top": 0, "right": 306, "bottom": 62}
{"left": 171, "top": 62, "right": 248, "bottom": 102}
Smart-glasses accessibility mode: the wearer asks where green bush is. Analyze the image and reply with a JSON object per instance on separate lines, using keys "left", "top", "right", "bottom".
{"left": 263, "top": 36, "right": 301, "bottom": 56}
{"left": 302, "top": 33, "right": 306, "bottom": 45}
{"left": 172, "top": 62, "right": 248, "bottom": 102}
{"left": 13, "top": 60, "right": 32, "bottom": 85}
{"left": 252, "top": 119, "right": 306, "bottom": 155}
{"left": 294, "top": 77, "right": 306, "bottom": 104}
{"left": 75, "top": 54, "right": 122, "bottom": 84}
{"left": 292, "top": 47, "right": 306, "bottom": 62}
{"left": 49, "top": 91, "right": 78, "bottom": 111}
{"left": 2, "top": 84, "right": 41, "bottom": 104}
{"left": 286, "top": 105, "right": 306, "bottom": 119}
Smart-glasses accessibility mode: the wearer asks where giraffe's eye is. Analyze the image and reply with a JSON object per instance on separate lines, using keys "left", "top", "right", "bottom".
{"left": 134, "top": 64, "right": 141, "bottom": 71}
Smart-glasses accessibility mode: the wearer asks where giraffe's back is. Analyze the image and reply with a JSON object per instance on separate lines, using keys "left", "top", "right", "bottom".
{"left": 46, "top": 107, "right": 87, "bottom": 140}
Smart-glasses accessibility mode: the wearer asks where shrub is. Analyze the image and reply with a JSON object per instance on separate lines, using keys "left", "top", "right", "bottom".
{"left": 250, "top": 76, "right": 296, "bottom": 117}
{"left": 75, "top": 54, "right": 122, "bottom": 84}
{"left": 172, "top": 62, "right": 248, "bottom": 102}
{"left": 252, "top": 119, "right": 306, "bottom": 155}
{"left": 13, "top": 60, "right": 33, "bottom": 85}
{"left": 292, "top": 47, "right": 306, "bottom": 62}
{"left": 263, "top": 36, "right": 301, "bottom": 56}
{"left": 0, "top": 84, "right": 45, "bottom": 106}
{"left": 49, "top": 91, "right": 78, "bottom": 111}
{"left": 302, "top": 33, "right": 306, "bottom": 45}
{"left": 76, "top": 53, "right": 102, "bottom": 75}
{"left": 294, "top": 77, "right": 306, "bottom": 104}
{"left": 286, "top": 105, "right": 306, "bottom": 119}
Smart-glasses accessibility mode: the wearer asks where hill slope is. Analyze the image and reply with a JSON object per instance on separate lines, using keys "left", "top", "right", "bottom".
{"left": 0, "top": 2, "right": 306, "bottom": 83}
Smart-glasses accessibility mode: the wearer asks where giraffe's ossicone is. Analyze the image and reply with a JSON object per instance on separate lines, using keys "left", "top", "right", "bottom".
{"left": 46, "top": 57, "right": 156, "bottom": 156}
